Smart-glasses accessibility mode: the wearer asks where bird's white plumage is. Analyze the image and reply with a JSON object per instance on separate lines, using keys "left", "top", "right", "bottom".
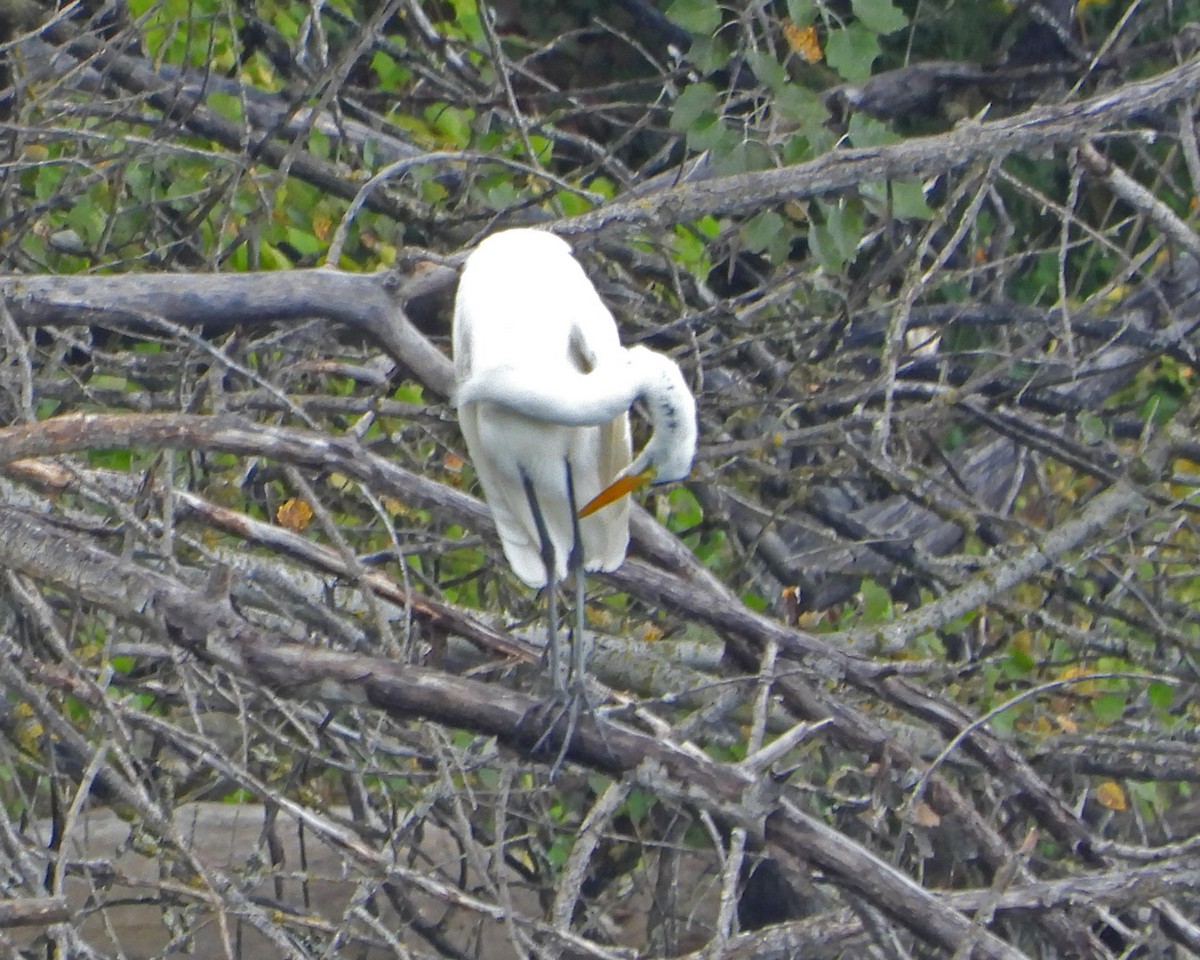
{"left": 453, "top": 228, "right": 696, "bottom": 588}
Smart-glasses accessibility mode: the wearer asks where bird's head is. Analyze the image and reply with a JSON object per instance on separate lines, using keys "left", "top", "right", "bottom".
{"left": 579, "top": 347, "right": 696, "bottom": 518}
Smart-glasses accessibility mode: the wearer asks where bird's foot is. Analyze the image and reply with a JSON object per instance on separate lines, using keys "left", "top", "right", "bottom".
{"left": 524, "top": 678, "right": 612, "bottom": 778}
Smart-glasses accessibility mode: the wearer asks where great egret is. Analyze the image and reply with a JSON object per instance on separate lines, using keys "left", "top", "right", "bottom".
{"left": 452, "top": 228, "right": 697, "bottom": 697}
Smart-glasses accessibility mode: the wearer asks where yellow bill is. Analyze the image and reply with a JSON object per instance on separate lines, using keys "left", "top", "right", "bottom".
{"left": 578, "top": 468, "right": 654, "bottom": 518}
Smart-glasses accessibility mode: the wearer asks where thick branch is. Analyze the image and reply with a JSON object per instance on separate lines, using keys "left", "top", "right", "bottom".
{"left": 0, "top": 269, "right": 455, "bottom": 396}
{"left": 559, "top": 57, "right": 1200, "bottom": 234}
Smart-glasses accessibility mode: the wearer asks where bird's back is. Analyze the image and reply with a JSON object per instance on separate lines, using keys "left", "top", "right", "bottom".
{"left": 453, "top": 230, "right": 633, "bottom": 587}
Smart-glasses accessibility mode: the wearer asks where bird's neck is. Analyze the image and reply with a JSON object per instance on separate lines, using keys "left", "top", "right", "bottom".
{"left": 456, "top": 358, "right": 639, "bottom": 427}
{"left": 625, "top": 347, "right": 697, "bottom": 482}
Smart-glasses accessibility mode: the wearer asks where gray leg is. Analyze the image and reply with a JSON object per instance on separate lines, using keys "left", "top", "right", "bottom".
{"left": 563, "top": 460, "right": 588, "bottom": 692}
{"left": 521, "top": 471, "right": 564, "bottom": 696}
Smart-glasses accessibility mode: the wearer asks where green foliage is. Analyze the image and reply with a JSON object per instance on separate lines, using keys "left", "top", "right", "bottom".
{"left": 371, "top": 50, "right": 412, "bottom": 92}
{"left": 1006, "top": 641, "right": 1036, "bottom": 675}
{"left": 741, "top": 210, "right": 790, "bottom": 262}
{"left": 87, "top": 448, "right": 134, "bottom": 470}
{"left": 809, "top": 199, "right": 864, "bottom": 273}
{"left": 1147, "top": 681, "right": 1174, "bottom": 713}
{"left": 622, "top": 787, "right": 654, "bottom": 824}
{"left": 1092, "top": 693, "right": 1127, "bottom": 724}
{"left": 852, "top": 0, "right": 908, "bottom": 35}
{"left": 666, "top": 0, "right": 721, "bottom": 35}
{"left": 826, "top": 23, "right": 882, "bottom": 83}
{"left": 424, "top": 104, "right": 475, "bottom": 149}
{"left": 859, "top": 579, "right": 893, "bottom": 623}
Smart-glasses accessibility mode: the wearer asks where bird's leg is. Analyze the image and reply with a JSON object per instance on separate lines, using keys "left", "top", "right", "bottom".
{"left": 535, "top": 458, "right": 588, "bottom": 776}
{"left": 563, "top": 459, "right": 589, "bottom": 694}
{"left": 521, "top": 470, "right": 565, "bottom": 697}
{"left": 565, "top": 463, "right": 618, "bottom": 773}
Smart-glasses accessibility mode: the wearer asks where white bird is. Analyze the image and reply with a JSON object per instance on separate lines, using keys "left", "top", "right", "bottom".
{"left": 452, "top": 228, "right": 697, "bottom": 694}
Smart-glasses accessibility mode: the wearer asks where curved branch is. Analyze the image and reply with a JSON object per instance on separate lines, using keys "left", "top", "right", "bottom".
{"left": 0, "top": 268, "right": 455, "bottom": 396}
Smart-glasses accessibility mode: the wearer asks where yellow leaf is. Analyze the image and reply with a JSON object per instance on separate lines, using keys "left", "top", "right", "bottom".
{"left": 1054, "top": 714, "right": 1078, "bottom": 734}
{"left": 1057, "top": 665, "right": 1097, "bottom": 696}
{"left": 585, "top": 606, "right": 613, "bottom": 628}
{"left": 1095, "top": 781, "right": 1127, "bottom": 812}
{"left": 381, "top": 496, "right": 408, "bottom": 517}
{"left": 276, "top": 498, "right": 314, "bottom": 531}
{"left": 1009, "top": 629, "right": 1032, "bottom": 655}
{"left": 783, "top": 21, "right": 822, "bottom": 63}
{"left": 910, "top": 802, "right": 941, "bottom": 827}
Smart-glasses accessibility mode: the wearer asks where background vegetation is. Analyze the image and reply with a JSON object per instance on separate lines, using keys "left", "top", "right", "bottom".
{"left": 1, "top": 0, "right": 1199, "bottom": 957}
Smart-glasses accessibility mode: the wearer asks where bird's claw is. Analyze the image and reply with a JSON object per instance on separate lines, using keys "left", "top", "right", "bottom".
{"left": 525, "top": 677, "right": 612, "bottom": 778}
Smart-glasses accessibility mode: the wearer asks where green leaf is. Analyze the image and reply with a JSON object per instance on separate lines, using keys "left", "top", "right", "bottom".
{"left": 889, "top": 180, "right": 934, "bottom": 220}
{"left": 307, "top": 127, "right": 331, "bottom": 160}
{"left": 714, "top": 140, "right": 773, "bottom": 175}
{"left": 1079, "top": 413, "right": 1107, "bottom": 444}
{"left": 687, "top": 35, "right": 732, "bottom": 74}
{"left": 260, "top": 243, "right": 293, "bottom": 271}
{"left": 848, "top": 113, "right": 897, "bottom": 148}
{"left": 687, "top": 115, "right": 736, "bottom": 154}
{"left": 1147, "top": 682, "right": 1174, "bottom": 711}
{"left": 1007, "top": 644, "right": 1035, "bottom": 674}
{"left": 989, "top": 708, "right": 1016, "bottom": 737}
{"left": 623, "top": 788, "right": 653, "bottom": 823}
{"left": 588, "top": 176, "right": 617, "bottom": 200}
{"left": 546, "top": 835, "right": 572, "bottom": 868}
{"left": 860, "top": 579, "right": 893, "bottom": 623}
{"left": 88, "top": 373, "right": 128, "bottom": 391}
{"left": 673, "top": 224, "right": 712, "bottom": 277}
{"left": 556, "top": 190, "right": 594, "bottom": 217}
{"left": 742, "top": 210, "right": 788, "bottom": 262}
{"left": 787, "top": 0, "right": 816, "bottom": 24}
{"left": 34, "top": 164, "right": 64, "bottom": 201}
{"left": 208, "top": 91, "right": 244, "bottom": 122}
{"left": 825, "top": 23, "right": 880, "bottom": 84}
{"left": 89, "top": 448, "right": 133, "bottom": 470}
{"left": 476, "top": 767, "right": 500, "bottom": 790}
{"left": 393, "top": 382, "right": 425, "bottom": 404}
{"left": 1092, "top": 693, "right": 1127, "bottom": 723}
{"left": 666, "top": 0, "right": 721, "bottom": 35}
{"left": 861, "top": 177, "right": 933, "bottom": 220}
{"left": 425, "top": 104, "right": 474, "bottom": 148}
{"left": 809, "top": 200, "right": 863, "bottom": 273}
{"left": 742, "top": 590, "right": 768, "bottom": 612}
{"left": 776, "top": 84, "right": 827, "bottom": 130}
{"left": 372, "top": 50, "right": 410, "bottom": 90}
{"left": 286, "top": 227, "right": 323, "bottom": 256}
{"left": 852, "top": 0, "right": 908, "bottom": 34}
{"left": 745, "top": 49, "right": 787, "bottom": 92}
{"left": 66, "top": 202, "right": 105, "bottom": 247}
{"left": 448, "top": 0, "right": 484, "bottom": 43}
{"left": 667, "top": 486, "right": 703, "bottom": 528}
{"left": 670, "top": 83, "right": 718, "bottom": 131}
